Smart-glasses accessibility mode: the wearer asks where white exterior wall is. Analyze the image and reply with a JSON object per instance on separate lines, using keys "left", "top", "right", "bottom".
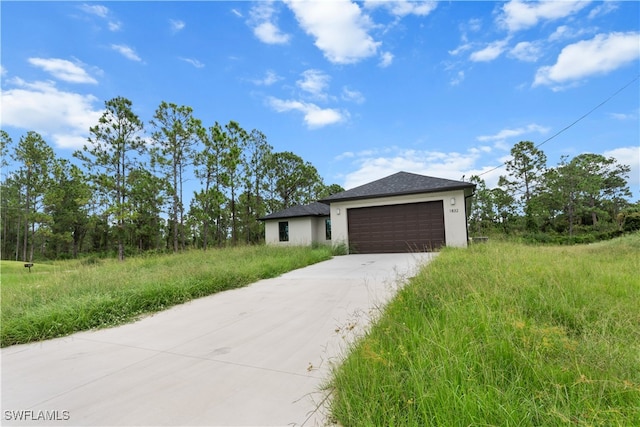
{"left": 329, "top": 189, "right": 471, "bottom": 251}
{"left": 313, "top": 217, "right": 331, "bottom": 244}
{"left": 264, "top": 217, "right": 330, "bottom": 246}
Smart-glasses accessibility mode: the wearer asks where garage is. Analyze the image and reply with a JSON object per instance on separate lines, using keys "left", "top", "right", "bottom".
{"left": 320, "top": 171, "right": 476, "bottom": 253}
{"left": 347, "top": 201, "right": 445, "bottom": 253}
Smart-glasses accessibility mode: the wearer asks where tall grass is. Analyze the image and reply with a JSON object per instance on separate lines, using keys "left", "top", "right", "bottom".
{"left": 1, "top": 245, "right": 333, "bottom": 347}
{"left": 330, "top": 233, "right": 640, "bottom": 426}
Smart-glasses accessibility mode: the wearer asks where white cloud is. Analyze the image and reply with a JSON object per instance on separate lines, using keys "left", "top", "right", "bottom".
{"left": 179, "top": 57, "right": 204, "bottom": 68}
{"left": 509, "top": 41, "right": 543, "bottom": 62}
{"left": 450, "top": 70, "right": 465, "bottom": 86}
{"left": 1, "top": 65, "right": 7, "bottom": 76}
{"left": 254, "top": 22, "right": 291, "bottom": 44}
{"left": 79, "top": 3, "right": 121, "bottom": 31}
{"left": 249, "top": 2, "right": 276, "bottom": 24}
{"left": 548, "top": 25, "right": 570, "bottom": 42}
{"left": 465, "top": 165, "right": 506, "bottom": 190}
{"left": 534, "top": 32, "right": 640, "bottom": 87}
{"left": 1, "top": 79, "right": 102, "bottom": 149}
{"left": 608, "top": 109, "right": 638, "bottom": 121}
{"left": 170, "top": 19, "right": 185, "bottom": 33}
{"left": 297, "top": 69, "right": 330, "bottom": 99}
{"left": 470, "top": 39, "right": 509, "bottom": 62}
{"left": 364, "top": 0, "right": 437, "bottom": 17}
{"left": 468, "top": 18, "right": 482, "bottom": 33}
{"left": 285, "top": 0, "right": 380, "bottom": 64}
{"left": 449, "top": 42, "right": 473, "bottom": 56}
{"left": 477, "top": 124, "right": 550, "bottom": 146}
{"left": 249, "top": 2, "right": 290, "bottom": 44}
{"left": 604, "top": 146, "right": 640, "bottom": 195}
{"left": 267, "top": 97, "right": 346, "bottom": 128}
{"left": 499, "top": 0, "right": 590, "bottom": 33}
{"left": 79, "top": 3, "right": 109, "bottom": 18}
{"left": 335, "top": 151, "right": 355, "bottom": 161}
{"left": 548, "top": 25, "right": 595, "bottom": 43}
{"left": 28, "top": 58, "right": 98, "bottom": 84}
{"left": 341, "top": 87, "right": 365, "bottom": 104}
{"left": 231, "top": 9, "right": 242, "bottom": 18}
{"left": 253, "top": 70, "right": 281, "bottom": 86}
{"left": 608, "top": 113, "right": 630, "bottom": 120}
{"left": 108, "top": 21, "right": 122, "bottom": 31}
{"left": 450, "top": 18, "right": 483, "bottom": 57}
{"left": 379, "top": 51, "right": 394, "bottom": 67}
{"left": 111, "top": 44, "right": 142, "bottom": 62}
{"left": 588, "top": 2, "right": 619, "bottom": 19}
{"left": 338, "top": 147, "right": 480, "bottom": 189}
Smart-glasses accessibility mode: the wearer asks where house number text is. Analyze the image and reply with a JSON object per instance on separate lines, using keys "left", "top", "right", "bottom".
{"left": 449, "top": 208, "right": 459, "bottom": 213}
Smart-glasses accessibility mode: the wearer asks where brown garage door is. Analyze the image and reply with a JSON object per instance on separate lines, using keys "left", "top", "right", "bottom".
{"left": 347, "top": 201, "right": 445, "bottom": 253}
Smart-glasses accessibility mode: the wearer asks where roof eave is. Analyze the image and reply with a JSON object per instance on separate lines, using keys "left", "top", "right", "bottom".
{"left": 319, "top": 183, "right": 475, "bottom": 204}
{"left": 259, "top": 213, "right": 330, "bottom": 221}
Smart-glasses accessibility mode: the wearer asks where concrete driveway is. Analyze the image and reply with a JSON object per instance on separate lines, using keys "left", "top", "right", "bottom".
{"left": 2, "top": 253, "right": 435, "bottom": 426}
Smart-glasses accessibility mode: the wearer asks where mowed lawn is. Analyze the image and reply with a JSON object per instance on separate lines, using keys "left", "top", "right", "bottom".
{"left": 1, "top": 245, "right": 333, "bottom": 347}
{"left": 330, "top": 233, "right": 640, "bottom": 426}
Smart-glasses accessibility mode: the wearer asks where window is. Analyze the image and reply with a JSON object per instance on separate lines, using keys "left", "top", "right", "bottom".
{"left": 278, "top": 221, "right": 289, "bottom": 242}
{"left": 325, "top": 218, "right": 332, "bottom": 240}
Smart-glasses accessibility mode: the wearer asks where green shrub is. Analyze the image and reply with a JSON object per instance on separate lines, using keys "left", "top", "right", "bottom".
{"left": 331, "top": 241, "right": 348, "bottom": 256}
{"left": 522, "top": 229, "right": 624, "bottom": 246}
{"left": 81, "top": 256, "right": 102, "bottom": 266}
{"left": 622, "top": 211, "right": 640, "bottom": 232}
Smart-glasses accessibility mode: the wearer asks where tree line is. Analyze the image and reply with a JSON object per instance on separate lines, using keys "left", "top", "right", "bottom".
{"left": 2, "top": 98, "right": 637, "bottom": 262}
{"left": 1, "top": 97, "right": 344, "bottom": 262}
{"left": 468, "top": 141, "right": 639, "bottom": 243}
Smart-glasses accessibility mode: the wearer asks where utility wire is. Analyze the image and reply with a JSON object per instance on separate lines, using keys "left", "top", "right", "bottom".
{"left": 476, "top": 74, "right": 640, "bottom": 179}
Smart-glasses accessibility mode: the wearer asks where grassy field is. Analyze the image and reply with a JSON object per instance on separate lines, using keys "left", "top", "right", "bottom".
{"left": 1, "top": 245, "right": 333, "bottom": 347}
{"left": 329, "top": 233, "right": 640, "bottom": 426}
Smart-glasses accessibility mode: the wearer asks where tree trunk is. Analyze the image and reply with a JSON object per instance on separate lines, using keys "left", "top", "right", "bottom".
{"left": 73, "top": 237, "right": 79, "bottom": 259}
{"left": 202, "top": 175, "right": 211, "bottom": 251}
{"left": 590, "top": 198, "right": 598, "bottom": 225}
{"left": 245, "top": 192, "right": 251, "bottom": 244}
{"left": 118, "top": 147, "right": 126, "bottom": 262}
{"left": 118, "top": 238, "right": 124, "bottom": 261}
{"left": 179, "top": 166, "right": 185, "bottom": 251}
{"left": 172, "top": 164, "right": 179, "bottom": 253}
{"left": 23, "top": 171, "right": 30, "bottom": 262}
{"left": 231, "top": 187, "right": 237, "bottom": 245}
{"left": 15, "top": 210, "right": 21, "bottom": 261}
{"left": 29, "top": 221, "right": 35, "bottom": 262}
{"left": 568, "top": 194, "right": 575, "bottom": 237}
{"left": 1, "top": 210, "right": 5, "bottom": 259}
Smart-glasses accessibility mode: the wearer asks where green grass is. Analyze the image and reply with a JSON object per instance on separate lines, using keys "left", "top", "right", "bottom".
{"left": 330, "top": 233, "right": 640, "bottom": 426}
{"left": 1, "top": 245, "right": 333, "bottom": 347}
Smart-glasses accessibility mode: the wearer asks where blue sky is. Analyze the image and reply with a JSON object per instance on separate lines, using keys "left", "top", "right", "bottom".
{"left": 2, "top": 1, "right": 639, "bottom": 201}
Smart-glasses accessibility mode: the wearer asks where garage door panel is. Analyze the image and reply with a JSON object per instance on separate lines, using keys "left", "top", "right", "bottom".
{"left": 347, "top": 201, "right": 445, "bottom": 253}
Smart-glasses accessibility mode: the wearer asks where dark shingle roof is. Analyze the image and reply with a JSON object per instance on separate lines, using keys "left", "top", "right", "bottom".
{"left": 260, "top": 201, "right": 330, "bottom": 221}
{"left": 319, "top": 171, "right": 475, "bottom": 203}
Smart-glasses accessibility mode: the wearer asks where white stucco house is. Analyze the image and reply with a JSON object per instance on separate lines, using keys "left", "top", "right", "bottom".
{"left": 261, "top": 202, "right": 332, "bottom": 247}
{"left": 261, "top": 171, "right": 476, "bottom": 253}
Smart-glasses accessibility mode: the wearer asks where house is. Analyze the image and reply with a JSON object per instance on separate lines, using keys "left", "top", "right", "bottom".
{"left": 320, "top": 172, "right": 475, "bottom": 253}
{"left": 261, "top": 171, "right": 476, "bottom": 253}
{"left": 261, "top": 202, "right": 332, "bottom": 246}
